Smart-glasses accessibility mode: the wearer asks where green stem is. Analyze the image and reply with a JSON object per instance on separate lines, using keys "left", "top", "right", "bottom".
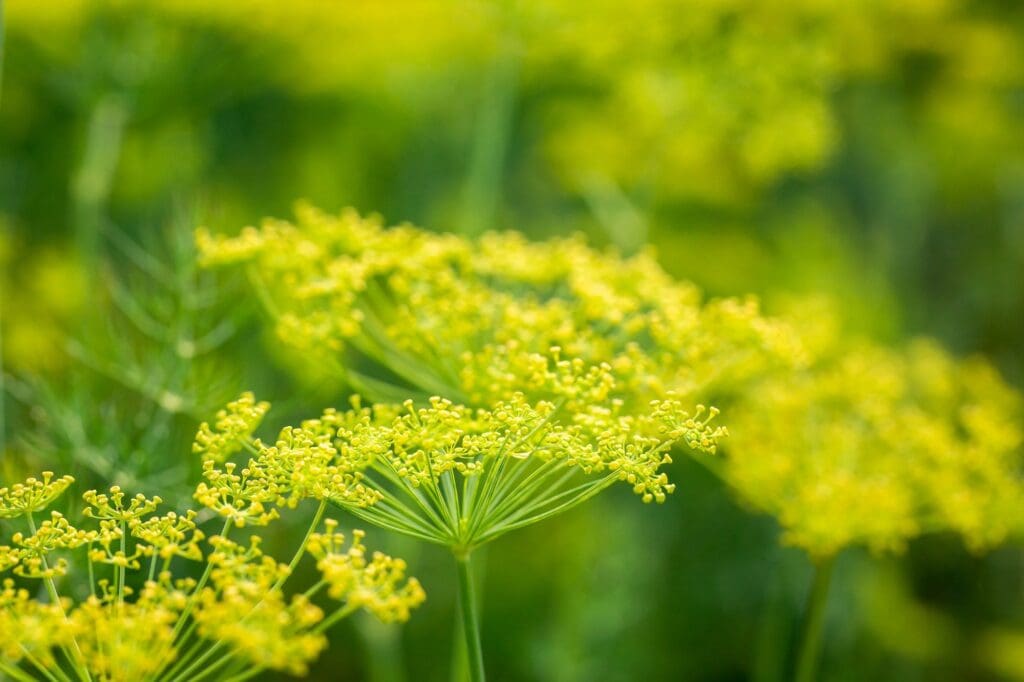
{"left": 164, "top": 504, "right": 331, "bottom": 682}
{"left": 0, "top": 0, "right": 6, "bottom": 106}
{"left": 117, "top": 521, "right": 127, "bottom": 604}
{"left": 313, "top": 602, "right": 360, "bottom": 635}
{"left": 18, "top": 644, "right": 67, "bottom": 682}
{"left": 0, "top": 265, "right": 5, "bottom": 466}
{"left": 157, "top": 626, "right": 205, "bottom": 682}
{"left": 794, "top": 554, "right": 836, "bottom": 682}
{"left": 87, "top": 545, "right": 97, "bottom": 598}
{"left": 222, "top": 666, "right": 264, "bottom": 682}
{"left": 164, "top": 641, "right": 224, "bottom": 682}
{"left": 167, "top": 518, "right": 231, "bottom": 645}
{"left": 271, "top": 499, "right": 327, "bottom": 592}
{"left": 26, "top": 513, "right": 93, "bottom": 682}
{"left": 0, "top": 0, "right": 5, "bottom": 468}
{"left": 175, "top": 648, "right": 234, "bottom": 682}
{"left": 454, "top": 551, "right": 485, "bottom": 682}
{"left": 341, "top": 503, "right": 446, "bottom": 545}
{"left": 0, "top": 658, "right": 40, "bottom": 682}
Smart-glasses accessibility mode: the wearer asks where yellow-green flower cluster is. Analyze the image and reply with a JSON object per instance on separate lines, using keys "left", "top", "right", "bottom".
{"left": 132, "top": 510, "right": 205, "bottom": 561}
{"left": 194, "top": 418, "right": 385, "bottom": 529}
{"left": 307, "top": 521, "right": 426, "bottom": 624}
{"left": 0, "top": 580, "right": 69, "bottom": 668}
{"left": 0, "top": 459, "right": 424, "bottom": 680}
{"left": 192, "top": 391, "right": 271, "bottom": 463}
{"left": 197, "top": 205, "right": 803, "bottom": 410}
{"left": 527, "top": 0, "right": 1022, "bottom": 202}
{"left": 193, "top": 535, "right": 325, "bottom": 676}
{"left": 196, "top": 386, "right": 724, "bottom": 552}
{"left": 0, "top": 472, "right": 75, "bottom": 519}
{"left": 9, "top": 512, "right": 95, "bottom": 578}
{"left": 534, "top": 0, "right": 838, "bottom": 202}
{"left": 68, "top": 581, "right": 185, "bottom": 681}
{"left": 199, "top": 208, "right": 1024, "bottom": 567}
{"left": 725, "top": 339, "right": 1024, "bottom": 559}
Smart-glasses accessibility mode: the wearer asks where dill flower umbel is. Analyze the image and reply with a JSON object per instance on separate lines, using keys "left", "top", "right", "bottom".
{"left": 195, "top": 386, "right": 724, "bottom": 550}
{"left": 0, "top": 420, "right": 425, "bottom": 681}
{"left": 191, "top": 381, "right": 722, "bottom": 682}
{"left": 0, "top": 472, "right": 75, "bottom": 518}
{"left": 197, "top": 205, "right": 803, "bottom": 410}
{"left": 725, "top": 339, "right": 1024, "bottom": 560}
{"left": 192, "top": 391, "right": 271, "bottom": 463}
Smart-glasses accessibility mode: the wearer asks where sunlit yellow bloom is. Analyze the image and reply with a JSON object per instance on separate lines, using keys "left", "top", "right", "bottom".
{"left": 0, "top": 452, "right": 424, "bottom": 681}
{"left": 0, "top": 472, "right": 75, "bottom": 518}
{"left": 192, "top": 391, "right": 270, "bottom": 463}
{"left": 308, "top": 522, "right": 427, "bottom": 623}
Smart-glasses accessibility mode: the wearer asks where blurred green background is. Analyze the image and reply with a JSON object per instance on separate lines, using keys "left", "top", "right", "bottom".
{"left": 2, "top": 1, "right": 1024, "bottom": 680}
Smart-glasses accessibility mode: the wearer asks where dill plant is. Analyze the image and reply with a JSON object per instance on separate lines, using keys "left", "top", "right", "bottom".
{"left": 0, "top": 399, "right": 425, "bottom": 682}
{"left": 4, "top": 222, "right": 251, "bottom": 503}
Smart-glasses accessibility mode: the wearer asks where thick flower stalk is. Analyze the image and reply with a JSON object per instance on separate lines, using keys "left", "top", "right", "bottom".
{"left": 0, "top": 417, "right": 425, "bottom": 682}
{"left": 319, "top": 385, "right": 722, "bottom": 682}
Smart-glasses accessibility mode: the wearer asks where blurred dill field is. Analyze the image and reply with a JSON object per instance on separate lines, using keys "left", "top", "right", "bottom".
{"left": 1, "top": 1, "right": 1024, "bottom": 681}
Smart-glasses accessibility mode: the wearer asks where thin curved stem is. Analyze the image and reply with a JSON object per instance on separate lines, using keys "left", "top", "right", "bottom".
{"left": 313, "top": 602, "right": 360, "bottom": 635}
{"left": 271, "top": 499, "right": 328, "bottom": 592}
{"left": 117, "top": 521, "right": 127, "bottom": 604}
{"left": 794, "top": 554, "right": 836, "bottom": 682}
{"left": 454, "top": 551, "right": 485, "bottom": 682}
{"left": 222, "top": 668, "right": 264, "bottom": 682}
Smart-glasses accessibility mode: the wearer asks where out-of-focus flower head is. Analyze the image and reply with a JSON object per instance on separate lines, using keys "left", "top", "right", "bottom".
{"left": 7, "top": 0, "right": 1022, "bottom": 207}
{"left": 0, "top": 235, "right": 86, "bottom": 373}
{"left": 725, "top": 339, "right": 1024, "bottom": 559}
